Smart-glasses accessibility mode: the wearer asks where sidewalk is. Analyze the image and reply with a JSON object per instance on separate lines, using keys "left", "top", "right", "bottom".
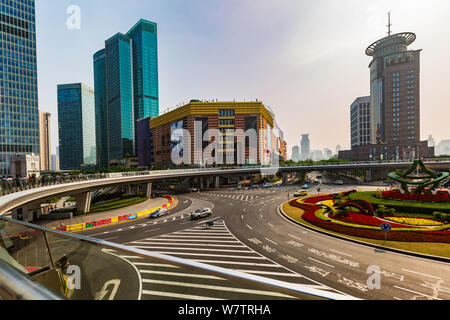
{"left": 35, "top": 197, "right": 170, "bottom": 229}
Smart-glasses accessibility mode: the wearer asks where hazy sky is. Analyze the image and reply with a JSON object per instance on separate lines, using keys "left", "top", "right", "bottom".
{"left": 35, "top": 0, "right": 450, "bottom": 155}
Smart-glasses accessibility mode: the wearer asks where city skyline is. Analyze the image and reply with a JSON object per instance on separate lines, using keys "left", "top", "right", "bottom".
{"left": 35, "top": 0, "right": 450, "bottom": 155}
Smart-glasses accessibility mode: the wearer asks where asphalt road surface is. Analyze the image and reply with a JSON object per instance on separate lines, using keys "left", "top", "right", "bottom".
{"left": 80, "top": 183, "right": 450, "bottom": 300}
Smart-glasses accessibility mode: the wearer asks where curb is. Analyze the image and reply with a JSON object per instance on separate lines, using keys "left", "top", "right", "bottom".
{"left": 278, "top": 202, "right": 450, "bottom": 264}
{"left": 54, "top": 195, "right": 176, "bottom": 233}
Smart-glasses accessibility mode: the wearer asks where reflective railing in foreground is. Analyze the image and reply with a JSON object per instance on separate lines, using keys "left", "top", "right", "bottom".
{"left": 0, "top": 217, "right": 357, "bottom": 301}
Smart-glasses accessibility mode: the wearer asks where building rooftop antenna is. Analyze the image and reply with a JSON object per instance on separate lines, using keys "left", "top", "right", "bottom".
{"left": 387, "top": 12, "right": 392, "bottom": 36}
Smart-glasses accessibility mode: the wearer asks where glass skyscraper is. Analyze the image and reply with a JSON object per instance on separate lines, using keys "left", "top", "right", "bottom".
{"left": 57, "top": 83, "right": 96, "bottom": 170}
{"left": 94, "top": 19, "right": 159, "bottom": 168}
{"left": 0, "top": 0, "right": 39, "bottom": 176}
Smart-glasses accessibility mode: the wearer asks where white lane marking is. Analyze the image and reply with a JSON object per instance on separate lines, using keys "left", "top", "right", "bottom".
{"left": 139, "top": 270, "right": 225, "bottom": 280}
{"left": 141, "top": 290, "right": 224, "bottom": 300}
{"left": 163, "top": 219, "right": 167, "bottom": 223}
{"left": 260, "top": 214, "right": 263, "bottom": 219}
{"left": 288, "top": 234, "right": 302, "bottom": 241}
{"left": 172, "top": 217, "right": 176, "bottom": 221}
{"left": 265, "top": 238, "right": 278, "bottom": 246}
{"left": 151, "top": 252, "right": 266, "bottom": 259}
{"left": 245, "top": 196, "right": 249, "bottom": 201}
{"left": 246, "top": 224, "right": 253, "bottom": 230}
{"left": 267, "top": 223, "right": 275, "bottom": 228}
{"left": 308, "top": 258, "right": 335, "bottom": 268}
{"left": 235, "top": 270, "right": 303, "bottom": 278}
{"left": 102, "top": 237, "right": 119, "bottom": 241}
{"left": 191, "top": 259, "right": 283, "bottom": 267}
{"left": 132, "top": 262, "right": 179, "bottom": 268}
{"left": 329, "top": 249, "right": 353, "bottom": 257}
{"left": 401, "top": 269, "right": 441, "bottom": 280}
{"left": 153, "top": 222, "right": 158, "bottom": 225}
{"left": 393, "top": 286, "right": 442, "bottom": 300}
{"left": 141, "top": 279, "right": 292, "bottom": 298}
{"left": 144, "top": 228, "right": 160, "bottom": 233}
{"left": 241, "top": 215, "right": 244, "bottom": 220}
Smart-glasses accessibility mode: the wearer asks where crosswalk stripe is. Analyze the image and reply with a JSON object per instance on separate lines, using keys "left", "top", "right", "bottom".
{"left": 190, "top": 259, "right": 283, "bottom": 267}
{"left": 141, "top": 290, "right": 224, "bottom": 300}
{"left": 132, "top": 262, "right": 180, "bottom": 268}
{"left": 141, "top": 279, "right": 292, "bottom": 298}
{"left": 148, "top": 252, "right": 265, "bottom": 259}
{"left": 128, "top": 242, "right": 247, "bottom": 248}
{"left": 159, "top": 235, "right": 236, "bottom": 239}
{"left": 235, "top": 270, "right": 304, "bottom": 278}
{"left": 140, "top": 269, "right": 225, "bottom": 280}
{"left": 136, "top": 238, "right": 240, "bottom": 243}
{"left": 130, "top": 246, "right": 255, "bottom": 253}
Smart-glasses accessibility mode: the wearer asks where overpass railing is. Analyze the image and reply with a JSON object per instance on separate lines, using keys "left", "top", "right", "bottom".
{"left": 1, "top": 159, "right": 448, "bottom": 197}
{"left": 0, "top": 216, "right": 357, "bottom": 300}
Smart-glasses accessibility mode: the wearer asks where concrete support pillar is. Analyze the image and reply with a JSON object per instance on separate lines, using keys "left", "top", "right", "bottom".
{"left": 366, "top": 169, "right": 372, "bottom": 182}
{"left": 127, "top": 184, "right": 133, "bottom": 195}
{"left": 200, "top": 177, "right": 204, "bottom": 190}
{"left": 144, "top": 183, "right": 152, "bottom": 198}
{"left": 282, "top": 172, "right": 288, "bottom": 185}
{"left": 12, "top": 202, "right": 41, "bottom": 222}
{"left": 75, "top": 192, "right": 92, "bottom": 214}
{"left": 215, "top": 176, "right": 220, "bottom": 189}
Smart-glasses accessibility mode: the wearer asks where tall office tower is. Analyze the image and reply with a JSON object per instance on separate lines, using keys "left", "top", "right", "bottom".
{"left": 94, "top": 19, "right": 159, "bottom": 168}
{"left": 0, "top": 0, "right": 39, "bottom": 176}
{"left": 291, "top": 145, "right": 300, "bottom": 162}
{"left": 350, "top": 96, "right": 371, "bottom": 147}
{"left": 300, "top": 134, "right": 310, "bottom": 161}
{"left": 57, "top": 83, "right": 96, "bottom": 170}
{"left": 38, "top": 110, "right": 51, "bottom": 171}
{"left": 340, "top": 20, "right": 434, "bottom": 161}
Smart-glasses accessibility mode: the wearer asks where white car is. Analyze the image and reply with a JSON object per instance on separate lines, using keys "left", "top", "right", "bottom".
{"left": 190, "top": 208, "right": 213, "bottom": 220}
{"left": 334, "top": 180, "right": 344, "bottom": 185}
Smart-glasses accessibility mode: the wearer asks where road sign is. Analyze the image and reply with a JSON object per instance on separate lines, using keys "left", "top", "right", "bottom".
{"left": 380, "top": 223, "right": 392, "bottom": 232}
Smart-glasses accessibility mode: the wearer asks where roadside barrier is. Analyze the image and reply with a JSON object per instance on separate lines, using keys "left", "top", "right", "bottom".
{"left": 54, "top": 195, "right": 175, "bottom": 233}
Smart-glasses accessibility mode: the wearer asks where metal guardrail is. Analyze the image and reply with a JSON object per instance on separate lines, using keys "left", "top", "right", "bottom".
{"left": 0, "top": 216, "right": 358, "bottom": 301}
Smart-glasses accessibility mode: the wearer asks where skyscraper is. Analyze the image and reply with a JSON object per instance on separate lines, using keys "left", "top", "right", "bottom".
{"left": 291, "top": 145, "right": 300, "bottom": 162}
{"left": 94, "top": 19, "right": 159, "bottom": 168}
{"left": 57, "top": 83, "right": 96, "bottom": 170}
{"left": 300, "top": 134, "right": 310, "bottom": 161}
{"left": 0, "top": 0, "right": 39, "bottom": 176}
{"left": 350, "top": 97, "right": 371, "bottom": 147}
{"left": 340, "top": 18, "right": 434, "bottom": 161}
{"left": 38, "top": 110, "right": 51, "bottom": 171}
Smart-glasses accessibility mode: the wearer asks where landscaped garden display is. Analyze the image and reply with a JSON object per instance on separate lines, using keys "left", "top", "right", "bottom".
{"left": 285, "top": 161, "right": 450, "bottom": 244}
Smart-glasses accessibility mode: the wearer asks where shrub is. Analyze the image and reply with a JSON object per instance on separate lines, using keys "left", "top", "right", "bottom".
{"left": 375, "top": 205, "right": 396, "bottom": 217}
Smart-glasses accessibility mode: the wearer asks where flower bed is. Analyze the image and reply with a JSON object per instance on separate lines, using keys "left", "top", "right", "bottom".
{"left": 382, "top": 189, "right": 450, "bottom": 202}
{"left": 288, "top": 195, "right": 450, "bottom": 243}
{"left": 383, "top": 216, "right": 444, "bottom": 227}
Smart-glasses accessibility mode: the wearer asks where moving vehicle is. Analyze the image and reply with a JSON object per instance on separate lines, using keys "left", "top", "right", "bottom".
{"left": 190, "top": 208, "right": 213, "bottom": 220}
{"left": 334, "top": 180, "right": 344, "bottom": 185}
{"left": 302, "top": 184, "right": 310, "bottom": 189}
{"left": 262, "top": 183, "right": 273, "bottom": 189}
{"left": 248, "top": 184, "right": 259, "bottom": 190}
{"left": 149, "top": 208, "right": 169, "bottom": 218}
{"left": 294, "top": 190, "right": 308, "bottom": 197}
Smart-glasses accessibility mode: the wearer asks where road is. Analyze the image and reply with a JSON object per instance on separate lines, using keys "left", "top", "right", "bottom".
{"left": 79, "top": 183, "right": 450, "bottom": 300}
